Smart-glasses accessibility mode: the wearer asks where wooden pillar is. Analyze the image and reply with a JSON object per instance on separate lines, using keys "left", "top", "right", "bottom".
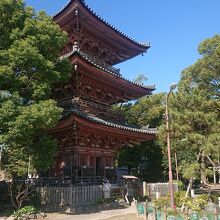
{"left": 87, "top": 154, "right": 90, "bottom": 167}
{"left": 102, "top": 157, "right": 106, "bottom": 176}
{"left": 74, "top": 152, "right": 79, "bottom": 167}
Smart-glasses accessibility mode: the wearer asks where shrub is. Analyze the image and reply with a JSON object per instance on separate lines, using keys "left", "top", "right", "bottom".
{"left": 13, "top": 206, "right": 38, "bottom": 219}
{"left": 174, "top": 191, "right": 186, "bottom": 207}
{"left": 154, "top": 195, "right": 170, "bottom": 208}
{"left": 154, "top": 191, "right": 186, "bottom": 209}
{"left": 173, "top": 180, "right": 185, "bottom": 191}
{"left": 184, "top": 194, "right": 208, "bottom": 212}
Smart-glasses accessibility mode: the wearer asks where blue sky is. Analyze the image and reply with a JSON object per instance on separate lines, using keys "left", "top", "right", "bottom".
{"left": 25, "top": 0, "right": 220, "bottom": 93}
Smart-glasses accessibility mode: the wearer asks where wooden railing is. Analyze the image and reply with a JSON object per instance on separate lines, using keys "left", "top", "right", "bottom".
{"left": 23, "top": 176, "right": 106, "bottom": 187}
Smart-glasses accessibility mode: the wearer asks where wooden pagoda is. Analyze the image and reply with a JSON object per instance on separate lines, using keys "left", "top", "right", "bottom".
{"left": 49, "top": 0, "right": 156, "bottom": 181}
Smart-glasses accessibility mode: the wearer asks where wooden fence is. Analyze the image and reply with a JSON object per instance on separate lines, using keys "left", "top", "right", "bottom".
{"left": 37, "top": 185, "right": 103, "bottom": 208}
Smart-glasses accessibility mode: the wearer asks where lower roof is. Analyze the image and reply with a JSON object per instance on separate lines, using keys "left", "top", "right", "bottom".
{"left": 51, "top": 109, "right": 156, "bottom": 142}
{"left": 73, "top": 110, "right": 156, "bottom": 135}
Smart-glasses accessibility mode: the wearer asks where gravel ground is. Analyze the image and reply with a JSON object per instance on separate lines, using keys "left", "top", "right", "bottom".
{"left": 101, "top": 213, "right": 142, "bottom": 220}
{"left": 46, "top": 205, "right": 140, "bottom": 220}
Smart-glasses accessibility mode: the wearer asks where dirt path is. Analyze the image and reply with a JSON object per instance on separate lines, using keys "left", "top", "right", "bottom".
{"left": 46, "top": 205, "right": 140, "bottom": 220}
{"left": 102, "top": 213, "right": 142, "bottom": 220}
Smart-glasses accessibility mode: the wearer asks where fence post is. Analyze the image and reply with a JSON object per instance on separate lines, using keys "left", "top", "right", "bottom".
{"left": 60, "top": 188, "right": 65, "bottom": 207}
{"left": 163, "top": 206, "right": 167, "bottom": 219}
{"left": 143, "top": 181, "right": 147, "bottom": 197}
{"left": 144, "top": 201, "right": 147, "bottom": 220}
{"left": 153, "top": 207, "right": 156, "bottom": 220}
{"left": 70, "top": 185, "right": 73, "bottom": 207}
{"left": 214, "top": 206, "right": 218, "bottom": 220}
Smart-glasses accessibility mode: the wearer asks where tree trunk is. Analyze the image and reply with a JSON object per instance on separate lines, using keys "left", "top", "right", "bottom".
{"left": 201, "top": 152, "right": 206, "bottom": 187}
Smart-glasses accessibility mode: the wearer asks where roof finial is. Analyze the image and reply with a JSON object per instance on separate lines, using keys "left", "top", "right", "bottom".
{"left": 73, "top": 41, "right": 80, "bottom": 51}
{"left": 75, "top": 8, "right": 78, "bottom": 16}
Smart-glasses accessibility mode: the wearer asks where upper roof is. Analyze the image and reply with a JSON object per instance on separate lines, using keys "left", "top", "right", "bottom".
{"left": 54, "top": 0, "right": 150, "bottom": 65}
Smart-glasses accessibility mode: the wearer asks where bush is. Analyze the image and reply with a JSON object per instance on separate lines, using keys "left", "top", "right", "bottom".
{"left": 154, "top": 192, "right": 208, "bottom": 213}
{"left": 13, "top": 206, "right": 38, "bottom": 219}
{"left": 184, "top": 194, "right": 208, "bottom": 212}
{"left": 174, "top": 191, "right": 186, "bottom": 207}
{"left": 173, "top": 180, "right": 185, "bottom": 191}
{"left": 154, "top": 195, "right": 170, "bottom": 208}
{"left": 209, "top": 192, "right": 220, "bottom": 204}
{"left": 154, "top": 191, "right": 186, "bottom": 209}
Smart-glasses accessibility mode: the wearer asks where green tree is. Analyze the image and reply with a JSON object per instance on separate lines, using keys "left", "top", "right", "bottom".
{"left": 116, "top": 93, "right": 165, "bottom": 181}
{"left": 0, "top": 0, "right": 72, "bottom": 179}
{"left": 159, "top": 35, "right": 220, "bottom": 184}
{"left": 133, "top": 74, "right": 148, "bottom": 85}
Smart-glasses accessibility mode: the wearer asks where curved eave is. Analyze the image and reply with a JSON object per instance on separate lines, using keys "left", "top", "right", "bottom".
{"left": 50, "top": 112, "right": 156, "bottom": 141}
{"left": 66, "top": 52, "right": 155, "bottom": 100}
{"left": 75, "top": 113, "right": 156, "bottom": 135}
{"left": 54, "top": 0, "right": 150, "bottom": 58}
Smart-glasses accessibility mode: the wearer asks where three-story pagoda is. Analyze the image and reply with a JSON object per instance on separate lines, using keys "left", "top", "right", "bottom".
{"left": 50, "top": 0, "right": 156, "bottom": 181}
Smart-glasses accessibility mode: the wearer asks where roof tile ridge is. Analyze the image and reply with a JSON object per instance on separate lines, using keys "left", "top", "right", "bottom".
{"left": 71, "top": 110, "right": 157, "bottom": 134}
{"left": 82, "top": 1, "right": 150, "bottom": 48}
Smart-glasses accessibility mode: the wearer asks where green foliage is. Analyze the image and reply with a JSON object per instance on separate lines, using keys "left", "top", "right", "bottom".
{"left": 154, "top": 191, "right": 208, "bottom": 213}
{"left": 0, "top": 0, "right": 71, "bottom": 100}
{"left": 166, "top": 208, "right": 180, "bottom": 217}
{"left": 116, "top": 35, "right": 220, "bottom": 183}
{"left": 181, "top": 163, "right": 201, "bottom": 180}
{"left": 0, "top": 0, "right": 72, "bottom": 178}
{"left": 158, "top": 35, "right": 220, "bottom": 183}
{"left": 13, "top": 205, "right": 38, "bottom": 219}
{"left": 184, "top": 195, "right": 208, "bottom": 212}
{"left": 172, "top": 180, "right": 185, "bottom": 191}
{"left": 115, "top": 93, "right": 165, "bottom": 181}
{"left": 133, "top": 74, "right": 148, "bottom": 85}
{"left": 115, "top": 140, "right": 163, "bottom": 181}
{"left": 124, "top": 93, "right": 165, "bottom": 128}
{"left": 154, "top": 195, "right": 170, "bottom": 208}
{"left": 209, "top": 192, "right": 220, "bottom": 204}
{"left": 174, "top": 191, "right": 186, "bottom": 207}
{"left": 154, "top": 191, "right": 186, "bottom": 209}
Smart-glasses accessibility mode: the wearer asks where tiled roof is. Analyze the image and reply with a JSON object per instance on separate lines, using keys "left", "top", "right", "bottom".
{"left": 54, "top": 0, "right": 151, "bottom": 50}
{"left": 61, "top": 48, "right": 155, "bottom": 91}
{"left": 66, "top": 110, "right": 157, "bottom": 135}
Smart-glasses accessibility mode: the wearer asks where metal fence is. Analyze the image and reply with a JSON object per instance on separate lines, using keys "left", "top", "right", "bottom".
{"left": 142, "top": 203, "right": 220, "bottom": 220}
{"left": 37, "top": 185, "right": 103, "bottom": 208}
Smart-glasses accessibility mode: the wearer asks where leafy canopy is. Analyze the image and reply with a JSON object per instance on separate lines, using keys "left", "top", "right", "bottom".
{"left": 115, "top": 93, "right": 165, "bottom": 181}
{"left": 159, "top": 35, "right": 220, "bottom": 182}
{"left": 0, "top": 0, "right": 72, "bottom": 177}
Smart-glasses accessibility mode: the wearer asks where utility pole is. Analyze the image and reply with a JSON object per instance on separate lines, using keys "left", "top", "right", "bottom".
{"left": 174, "top": 149, "right": 179, "bottom": 181}
{"left": 165, "top": 83, "right": 177, "bottom": 210}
